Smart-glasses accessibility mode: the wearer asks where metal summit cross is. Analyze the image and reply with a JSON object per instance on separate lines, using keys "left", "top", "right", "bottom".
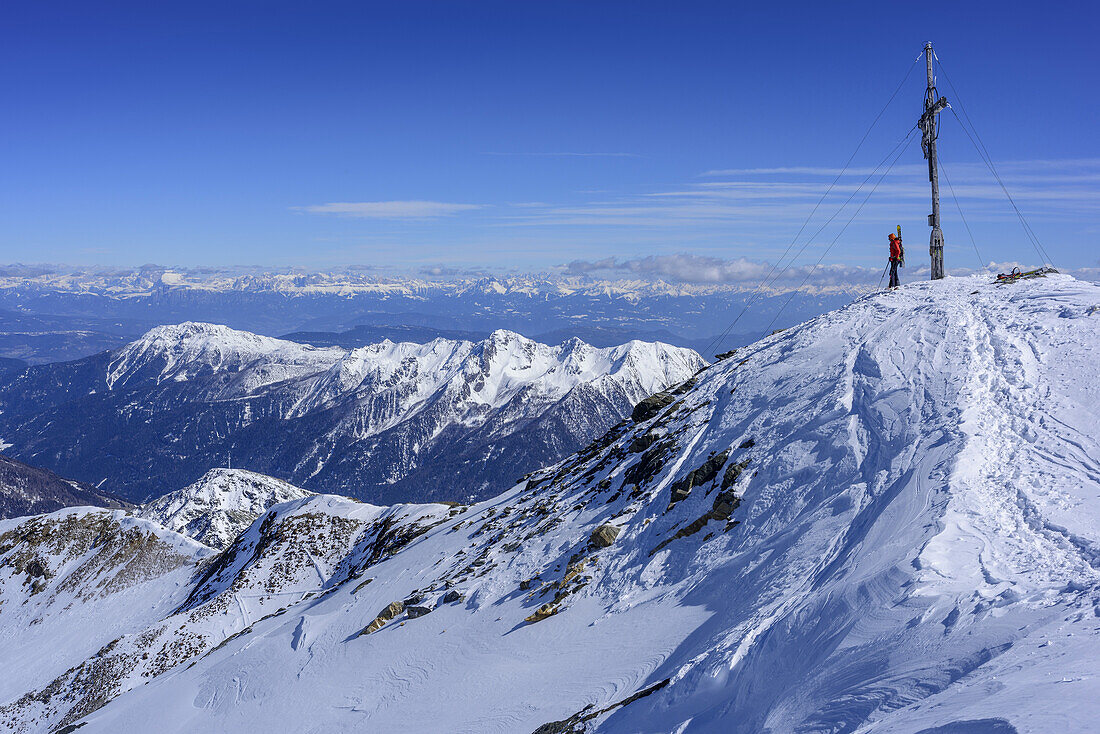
{"left": 919, "top": 42, "right": 949, "bottom": 280}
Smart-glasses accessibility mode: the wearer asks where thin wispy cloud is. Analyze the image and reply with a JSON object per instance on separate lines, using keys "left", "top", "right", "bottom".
{"left": 480, "top": 151, "right": 641, "bottom": 158}
{"left": 701, "top": 158, "right": 1100, "bottom": 178}
{"left": 496, "top": 157, "right": 1100, "bottom": 230}
{"left": 700, "top": 165, "right": 924, "bottom": 177}
{"left": 295, "top": 201, "right": 482, "bottom": 219}
{"left": 289, "top": 159, "right": 1093, "bottom": 278}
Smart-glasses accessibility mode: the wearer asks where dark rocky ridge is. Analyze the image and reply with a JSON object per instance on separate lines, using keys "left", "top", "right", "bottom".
{"left": 0, "top": 454, "right": 131, "bottom": 520}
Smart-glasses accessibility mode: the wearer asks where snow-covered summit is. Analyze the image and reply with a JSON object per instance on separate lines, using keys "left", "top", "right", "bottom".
{"left": 4, "top": 274, "right": 1099, "bottom": 733}
{"left": 137, "top": 468, "right": 314, "bottom": 549}
{"left": 105, "top": 321, "right": 344, "bottom": 391}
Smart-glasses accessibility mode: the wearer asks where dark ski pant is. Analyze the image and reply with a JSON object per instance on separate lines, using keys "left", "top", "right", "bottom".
{"left": 889, "top": 259, "right": 900, "bottom": 288}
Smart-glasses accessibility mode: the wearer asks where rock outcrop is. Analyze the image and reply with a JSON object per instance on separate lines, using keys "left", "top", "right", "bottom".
{"left": 589, "top": 524, "right": 621, "bottom": 549}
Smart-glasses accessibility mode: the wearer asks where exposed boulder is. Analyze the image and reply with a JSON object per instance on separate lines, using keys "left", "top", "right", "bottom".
{"left": 525, "top": 603, "right": 558, "bottom": 624}
{"left": 721, "top": 458, "right": 752, "bottom": 491}
{"left": 668, "top": 450, "right": 729, "bottom": 507}
{"left": 628, "top": 431, "right": 659, "bottom": 453}
{"left": 622, "top": 437, "right": 678, "bottom": 488}
{"left": 531, "top": 678, "right": 672, "bottom": 734}
{"left": 710, "top": 490, "right": 742, "bottom": 521}
{"left": 357, "top": 600, "right": 405, "bottom": 636}
{"left": 441, "top": 589, "right": 465, "bottom": 604}
{"left": 670, "top": 377, "right": 697, "bottom": 396}
{"left": 406, "top": 604, "right": 432, "bottom": 618}
{"left": 631, "top": 392, "right": 674, "bottom": 423}
{"left": 589, "top": 524, "right": 621, "bottom": 549}
{"left": 559, "top": 560, "right": 587, "bottom": 586}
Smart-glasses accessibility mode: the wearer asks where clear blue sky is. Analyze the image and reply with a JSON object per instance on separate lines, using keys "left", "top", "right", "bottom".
{"left": 2, "top": 0, "right": 1096, "bottom": 277}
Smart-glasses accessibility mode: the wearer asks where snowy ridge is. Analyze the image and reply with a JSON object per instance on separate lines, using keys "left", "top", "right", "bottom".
{"left": 137, "top": 468, "right": 314, "bottom": 550}
{"left": 0, "top": 323, "right": 705, "bottom": 503}
{"left": 2, "top": 274, "right": 1099, "bottom": 732}
{"left": 290, "top": 329, "right": 702, "bottom": 428}
{"left": 0, "top": 509, "right": 212, "bottom": 713}
{"left": 105, "top": 323, "right": 703, "bottom": 427}
{"left": 0, "top": 496, "right": 454, "bottom": 732}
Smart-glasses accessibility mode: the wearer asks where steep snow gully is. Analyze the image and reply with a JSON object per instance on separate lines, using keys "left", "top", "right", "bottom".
{"left": 2, "top": 274, "right": 1099, "bottom": 733}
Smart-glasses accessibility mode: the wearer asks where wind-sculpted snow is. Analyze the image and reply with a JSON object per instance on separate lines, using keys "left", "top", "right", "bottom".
{"left": 0, "top": 325, "right": 704, "bottom": 503}
{"left": 2, "top": 274, "right": 1099, "bottom": 732}
{"left": 137, "top": 468, "right": 314, "bottom": 550}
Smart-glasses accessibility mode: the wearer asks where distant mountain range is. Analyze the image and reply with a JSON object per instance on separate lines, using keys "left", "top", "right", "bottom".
{"left": 0, "top": 323, "right": 704, "bottom": 504}
{"left": 0, "top": 268, "right": 860, "bottom": 364}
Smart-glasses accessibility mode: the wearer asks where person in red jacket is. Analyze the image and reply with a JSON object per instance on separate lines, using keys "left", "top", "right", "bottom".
{"left": 888, "top": 232, "right": 903, "bottom": 288}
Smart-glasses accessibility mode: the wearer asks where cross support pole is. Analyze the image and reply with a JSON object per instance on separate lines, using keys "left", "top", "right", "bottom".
{"left": 919, "top": 42, "right": 948, "bottom": 280}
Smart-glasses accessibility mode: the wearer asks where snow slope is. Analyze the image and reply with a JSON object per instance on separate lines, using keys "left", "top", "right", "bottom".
{"left": 0, "top": 509, "right": 212, "bottom": 713}
{"left": 2, "top": 274, "right": 1099, "bottom": 733}
{"left": 138, "top": 468, "right": 314, "bottom": 549}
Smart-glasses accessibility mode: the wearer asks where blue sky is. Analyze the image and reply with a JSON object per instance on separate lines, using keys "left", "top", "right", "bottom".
{"left": 1, "top": 0, "right": 1097, "bottom": 279}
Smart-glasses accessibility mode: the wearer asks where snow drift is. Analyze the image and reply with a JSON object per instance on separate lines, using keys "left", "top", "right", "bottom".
{"left": 1, "top": 274, "right": 1098, "bottom": 733}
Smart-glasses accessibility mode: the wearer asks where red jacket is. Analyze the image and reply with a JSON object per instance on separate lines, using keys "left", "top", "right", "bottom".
{"left": 890, "top": 237, "right": 903, "bottom": 261}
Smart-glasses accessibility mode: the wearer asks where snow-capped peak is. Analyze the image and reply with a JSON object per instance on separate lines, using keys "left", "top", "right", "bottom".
{"left": 137, "top": 468, "right": 314, "bottom": 549}
{"left": 290, "top": 329, "right": 704, "bottom": 431}
{"left": 105, "top": 322, "right": 343, "bottom": 391}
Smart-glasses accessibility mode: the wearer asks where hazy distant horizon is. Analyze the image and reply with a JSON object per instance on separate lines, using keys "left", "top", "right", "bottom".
{"left": 2, "top": 258, "right": 1095, "bottom": 291}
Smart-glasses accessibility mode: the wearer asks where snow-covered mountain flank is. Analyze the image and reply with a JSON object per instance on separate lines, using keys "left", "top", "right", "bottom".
{"left": 137, "top": 468, "right": 314, "bottom": 550}
{"left": 1, "top": 274, "right": 1098, "bottom": 732}
{"left": 0, "top": 325, "right": 704, "bottom": 503}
